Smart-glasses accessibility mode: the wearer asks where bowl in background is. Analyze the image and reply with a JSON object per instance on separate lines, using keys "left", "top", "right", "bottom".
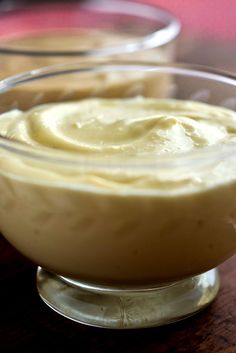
{"left": 0, "top": 0, "right": 180, "bottom": 78}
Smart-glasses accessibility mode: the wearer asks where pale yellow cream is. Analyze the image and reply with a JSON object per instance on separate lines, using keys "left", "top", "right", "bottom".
{"left": 1, "top": 98, "right": 236, "bottom": 285}
{"left": 1, "top": 98, "right": 236, "bottom": 155}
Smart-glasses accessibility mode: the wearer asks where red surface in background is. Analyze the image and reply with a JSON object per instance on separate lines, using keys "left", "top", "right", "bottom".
{"left": 142, "top": 0, "right": 236, "bottom": 40}
{"left": 0, "top": 6, "right": 105, "bottom": 39}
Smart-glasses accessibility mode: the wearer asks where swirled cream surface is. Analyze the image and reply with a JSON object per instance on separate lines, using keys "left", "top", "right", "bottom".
{"left": 1, "top": 98, "right": 236, "bottom": 285}
{"left": 1, "top": 98, "right": 235, "bottom": 155}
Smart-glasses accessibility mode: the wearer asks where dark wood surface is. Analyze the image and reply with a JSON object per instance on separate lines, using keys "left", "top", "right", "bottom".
{"left": 2, "top": 37, "right": 236, "bottom": 352}
{"left": 1, "top": 234, "right": 236, "bottom": 353}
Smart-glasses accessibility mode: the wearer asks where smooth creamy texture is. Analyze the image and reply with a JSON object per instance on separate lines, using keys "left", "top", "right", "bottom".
{"left": 1, "top": 98, "right": 236, "bottom": 285}
{"left": 1, "top": 98, "right": 236, "bottom": 156}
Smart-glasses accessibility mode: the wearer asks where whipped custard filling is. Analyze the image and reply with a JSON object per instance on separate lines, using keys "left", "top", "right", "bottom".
{"left": 1, "top": 98, "right": 236, "bottom": 156}
{"left": 0, "top": 98, "right": 236, "bottom": 192}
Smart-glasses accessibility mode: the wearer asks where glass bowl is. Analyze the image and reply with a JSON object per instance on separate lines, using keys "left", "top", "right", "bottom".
{"left": 0, "top": 0, "right": 180, "bottom": 78}
{"left": 1, "top": 61, "right": 236, "bottom": 329}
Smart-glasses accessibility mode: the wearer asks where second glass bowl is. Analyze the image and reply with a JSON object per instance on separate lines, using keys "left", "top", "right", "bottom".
{"left": 0, "top": 0, "right": 180, "bottom": 78}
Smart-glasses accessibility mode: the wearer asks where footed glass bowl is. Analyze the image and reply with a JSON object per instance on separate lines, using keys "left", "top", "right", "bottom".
{"left": 0, "top": 62, "right": 236, "bottom": 328}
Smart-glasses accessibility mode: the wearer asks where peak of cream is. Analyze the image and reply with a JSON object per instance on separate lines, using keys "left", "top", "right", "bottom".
{"left": 1, "top": 98, "right": 236, "bottom": 157}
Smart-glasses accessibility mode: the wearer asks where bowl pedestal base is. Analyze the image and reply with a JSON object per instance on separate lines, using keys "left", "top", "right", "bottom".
{"left": 37, "top": 267, "right": 219, "bottom": 329}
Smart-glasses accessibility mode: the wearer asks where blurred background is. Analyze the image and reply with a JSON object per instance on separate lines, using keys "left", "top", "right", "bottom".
{"left": 0, "top": 0, "right": 234, "bottom": 73}
{"left": 144, "top": 0, "right": 236, "bottom": 71}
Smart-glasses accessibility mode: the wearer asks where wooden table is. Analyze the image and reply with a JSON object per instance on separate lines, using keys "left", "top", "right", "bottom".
{"left": 1, "top": 234, "right": 236, "bottom": 353}
{"left": 1, "top": 37, "right": 236, "bottom": 352}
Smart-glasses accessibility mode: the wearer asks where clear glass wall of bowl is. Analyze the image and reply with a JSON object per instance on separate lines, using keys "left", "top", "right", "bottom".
{"left": 1, "top": 62, "right": 236, "bottom": 328}
{"left": 0, "top": 0, "right": 180, "bottom": 78}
